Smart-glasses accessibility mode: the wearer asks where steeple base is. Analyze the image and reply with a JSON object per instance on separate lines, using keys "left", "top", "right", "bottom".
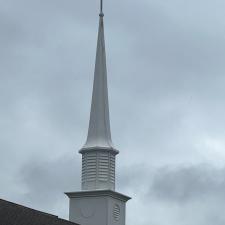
{"left": 65, "top": 190, "right": 131, "bottom": 225}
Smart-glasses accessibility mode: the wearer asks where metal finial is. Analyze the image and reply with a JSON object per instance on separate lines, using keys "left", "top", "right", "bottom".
{"left": 99, "top": 0, "right": 104, "bottom": 17}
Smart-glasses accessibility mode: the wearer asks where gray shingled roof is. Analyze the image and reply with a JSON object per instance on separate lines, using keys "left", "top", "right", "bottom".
{"left": 0, "top": 199, "right": 79, "bottom": 225}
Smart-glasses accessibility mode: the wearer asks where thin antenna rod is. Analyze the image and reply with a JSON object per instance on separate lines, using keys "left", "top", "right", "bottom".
{"left": 100, "top": 0, "right": 104, "bottom": 16}
{"left": 100, "top": 0, "right": 103, "bottom": 13}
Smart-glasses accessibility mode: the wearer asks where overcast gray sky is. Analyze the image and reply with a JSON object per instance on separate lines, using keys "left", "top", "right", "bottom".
{"left": 1, "top": 0, "right": 225, "bottom": 225}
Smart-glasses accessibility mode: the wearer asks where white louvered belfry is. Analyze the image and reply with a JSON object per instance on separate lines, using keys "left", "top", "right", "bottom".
{"left": 81, "top": 151, "right": 116, "bottom": 190}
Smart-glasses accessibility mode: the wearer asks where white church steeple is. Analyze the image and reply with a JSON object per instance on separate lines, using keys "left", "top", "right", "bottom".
{"left": 66, "top": 2, "right": 131, "bottom": 225}
{"left": 79, "top": 1, "right": 119, "bottom": 191}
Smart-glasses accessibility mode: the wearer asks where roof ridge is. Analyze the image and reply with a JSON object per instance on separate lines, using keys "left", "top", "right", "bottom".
{"left": 0, "top": 198, "right": 58, "bottom": 218}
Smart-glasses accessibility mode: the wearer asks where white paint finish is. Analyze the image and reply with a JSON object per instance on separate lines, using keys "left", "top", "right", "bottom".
{"left": 67, "top": 190, "right": 129, "bottom": 225}
{"left": 69, "top": 196, "right": 108, "bottom": 225}
{"left": 107, "top": 197, "right": 126, "bottom": 225}
{"left": 81, "top": 151, "right": 116, "bottom": 191}
{"left": 79, "top": 13, "right": 119, "bottom": 192}
{"left": 81, "top": 15, "right": 114, "bottom": 150}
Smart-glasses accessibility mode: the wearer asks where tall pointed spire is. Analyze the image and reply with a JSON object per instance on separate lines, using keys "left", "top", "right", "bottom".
{"left": 80, "top": 2, "right": 117, "bottom": 152}
{"left": 65, "top": 4, "right": 130, "bottom": 225}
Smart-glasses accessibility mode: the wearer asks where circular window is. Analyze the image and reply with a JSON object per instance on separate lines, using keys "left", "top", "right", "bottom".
{"left": 113, "top": 204, "right": 120, "bottom": 221}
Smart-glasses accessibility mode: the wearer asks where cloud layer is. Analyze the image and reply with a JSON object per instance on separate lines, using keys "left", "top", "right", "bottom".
{"left": 0, "top": 0, "right": 225, "bottom": 225}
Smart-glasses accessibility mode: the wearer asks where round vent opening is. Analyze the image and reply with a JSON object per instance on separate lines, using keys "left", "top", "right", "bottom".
{"left": 113, "top": 204, "right": 120, "bottom": 221}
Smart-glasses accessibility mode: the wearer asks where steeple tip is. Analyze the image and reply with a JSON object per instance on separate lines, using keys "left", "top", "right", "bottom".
{"left": 99, "top": 0, "right": 104, "bottom": 17}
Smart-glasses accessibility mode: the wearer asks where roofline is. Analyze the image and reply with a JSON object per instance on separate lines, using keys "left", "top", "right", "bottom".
{"left": 0, "top": 198, "right": 57, "bottom": 218}
{"left": 0, "top": 198, "right": 79, "bottom": 225}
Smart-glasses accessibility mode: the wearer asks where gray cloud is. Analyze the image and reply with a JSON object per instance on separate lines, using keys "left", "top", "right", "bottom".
{"left": 18, "top": 154, "right": 81, "bottom": 218}
{"left": 151, "top": 164, "right": 225, "bottom": 203}
{"left": 119, "top": 164, "right": 225, "bottom": 225}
